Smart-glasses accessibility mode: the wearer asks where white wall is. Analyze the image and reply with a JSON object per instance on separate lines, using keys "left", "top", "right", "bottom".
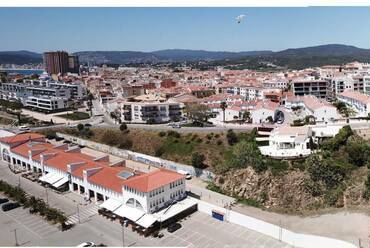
{"left": 196, "top": 200, "right": 356, "bottom": 248}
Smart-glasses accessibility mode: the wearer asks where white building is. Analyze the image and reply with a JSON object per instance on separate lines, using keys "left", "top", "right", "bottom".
{"left": 338, "top": 89, "right": 370, "bottom": 117}
{"left": 250, "top": 100, "right": 278, "bottom": 124}
{"left": 301, "top": 95, "right": 338, "bottom": 122}
{"left": 25, "top": 96, "right": 69, "bottom": 112}
{"left": 121, "top": 101, "right": 182, "bottom": 124}
{"left": 259, "top": 126, "right": 312, "bottom": 158}
{"left": 0, "top": 132, "right": 196, "bottom": 230}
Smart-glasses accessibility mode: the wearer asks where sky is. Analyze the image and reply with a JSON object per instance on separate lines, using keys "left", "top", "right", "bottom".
{"left": 0, "top": 7, "right": 370, "bottom": 53}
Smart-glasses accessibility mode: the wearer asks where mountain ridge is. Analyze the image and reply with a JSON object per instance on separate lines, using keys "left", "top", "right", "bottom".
{"left": 1, "top": 44, "right": 370, "bottom": 66}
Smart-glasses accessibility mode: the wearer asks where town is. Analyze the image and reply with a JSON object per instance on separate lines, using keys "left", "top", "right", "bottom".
{"left": 0, "top": 47, "right": 369, "bottom": 248}
{"left": 1, "top": 5, "right": 370, "bottom": 248}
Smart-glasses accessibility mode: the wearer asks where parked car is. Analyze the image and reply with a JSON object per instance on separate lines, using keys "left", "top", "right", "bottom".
{"left": 167, "top": 223, "right": 181, "bottom": 233}
{"left": 1, "top": 202, "right": 20, "bottom": 212}
{"left": 19, "top": 125, "right": 30, "bottom": 131}
{"left": 177, "top": 170, "right": 192, "bottom": 180}
{"left": 0, "top": 198, "right": 9, "bottom": 204}
{"left": 84, "top": 123, "right": 92, "bottom": 127}
{"left": 77, "top": 242, "right": 96, "bottom": 247}
{"left": 172, "top": 124, "right": 181, "bottom": 129}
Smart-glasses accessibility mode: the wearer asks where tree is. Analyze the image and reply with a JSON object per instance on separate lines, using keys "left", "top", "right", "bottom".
{"left": 228, "top": 140, "right": 266, "bottom": 172}
{"left": 119, "top": 123, "right": 127, "bottom": 131}
{"left": 87, "top": 92, "right": 94, "bottom": 116}
{"left": 345, "top": 135, "right": 369, "bottom": 167}
{"left": 184, "top": 103, "right": 211, "bottom": 123}
{"left": 226, "top": 129, "right": 238, "bottom": 146}
{"left": 321, "top": 125, "right": 353, "bottom": 151}
{"left": 8, "top": 100, "right": 23, "bottom": 124}
{"left": 77, "top": 123, "right": 84, "bottom": 132}
{"left": 220, "top": 101, "right": 227, "bottom": 123}
{"left": 191, "top": 152, "right": 206, "bottom": 168}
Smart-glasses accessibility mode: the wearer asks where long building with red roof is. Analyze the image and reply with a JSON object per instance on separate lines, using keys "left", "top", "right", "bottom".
{"left": 0, "top": 132, "right": 194, "bottom": 229}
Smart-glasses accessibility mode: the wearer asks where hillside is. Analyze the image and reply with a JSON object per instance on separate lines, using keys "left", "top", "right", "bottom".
{"left": 43, "top": 125, "right": 370, "bottom": 215}
{"left": 0, "top": 50, "right": 42, "bottom": 64}
{"left": 2, "top": 44, "right": 370, "bottom": 68}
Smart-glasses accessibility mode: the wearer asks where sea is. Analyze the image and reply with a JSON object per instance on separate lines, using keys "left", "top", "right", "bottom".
{"left": 0, "top": 69, "right": 45, "bottom": 76}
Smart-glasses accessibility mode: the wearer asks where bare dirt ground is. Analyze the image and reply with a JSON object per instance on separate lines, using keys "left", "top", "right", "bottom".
{"left": 233, "top": 204, "right": 370, "bottom": 247}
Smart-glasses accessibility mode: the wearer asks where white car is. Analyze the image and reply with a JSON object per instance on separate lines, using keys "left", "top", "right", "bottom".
{"left": 77, "top": 242, "right": 96, "bottom": 247}
{"left": 177, "top": 170, "right": 192, "bottom": 180}
{"left": 19, "top": 125, "right": 30, "bottom": 131}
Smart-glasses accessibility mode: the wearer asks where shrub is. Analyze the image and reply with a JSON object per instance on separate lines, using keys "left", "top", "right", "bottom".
{"left": 217, "top": 140, "right": 223, "bottom": 146}
{"left": 266, "top": 159, "right": 289, "bottom": 176}
{"left": 119, "top": 123, "right": 128, "bottom": 131}
{"left": 158, "top": 131, "right": 166, "bottom": 137}
{"left": 191, "top": 152, "right": 206, "bottom": 168}
{"left": 226, "top": 129, "right": 238, "bottom": 146}
{"left": 77, "top": 123, "right": 84, "bottom": 132}
{"left": 206, "top": 133, "right": 213, "bottom": 140}
{"left": 167, "top": 130, "right": 180, "bottom": 138}
{"left": 214, "top": 134, "right": 220, "bottom": 138}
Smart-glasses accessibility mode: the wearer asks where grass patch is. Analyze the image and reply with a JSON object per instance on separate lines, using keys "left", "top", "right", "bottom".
{"left": 57, "top": 111, "right": 90, "bottom": 120}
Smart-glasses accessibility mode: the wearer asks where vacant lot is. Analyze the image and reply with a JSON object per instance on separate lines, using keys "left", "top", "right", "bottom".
{"left": 56, "top": 111, "right": 90, "bottom": 120}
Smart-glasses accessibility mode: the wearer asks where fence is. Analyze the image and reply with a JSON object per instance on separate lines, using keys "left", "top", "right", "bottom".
{"left": 56, "top": 132, "right": 215, "bottom": 181}
{"left": 197, "top": 199, "right": 357, "bottom": 248}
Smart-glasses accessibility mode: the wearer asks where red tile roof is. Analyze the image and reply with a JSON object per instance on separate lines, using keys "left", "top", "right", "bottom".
{"left": 122, "top": 168, "right": 185, "bottom": 192}
{"left": 0, "top": 133, "right": 44, "bottom": 145}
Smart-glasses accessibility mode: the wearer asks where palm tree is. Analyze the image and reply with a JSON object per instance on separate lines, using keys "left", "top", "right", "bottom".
{"left": 220, "top": 101, "right": 227, "bottom": 123}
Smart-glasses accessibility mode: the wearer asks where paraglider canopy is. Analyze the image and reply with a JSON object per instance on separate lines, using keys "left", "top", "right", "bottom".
{"left": 236, "top": 14, "right": 246, "bottom": 24}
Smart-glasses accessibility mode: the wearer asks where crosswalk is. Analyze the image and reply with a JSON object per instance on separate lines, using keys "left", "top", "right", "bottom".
{"left": 66, "top": 204, "right": 99, "bottom": 225}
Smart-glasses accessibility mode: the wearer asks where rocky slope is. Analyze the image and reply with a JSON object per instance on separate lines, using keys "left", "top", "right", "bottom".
{"left": 214, "top": 166, "right": 368, "bottom": 214}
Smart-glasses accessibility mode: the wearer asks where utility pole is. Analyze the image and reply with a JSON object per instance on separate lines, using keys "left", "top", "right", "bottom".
{"left": 45, "top": 188, "right": 49, "bottom": 204}
{"left": 18, "top": 175, "right": 21, "bottom": 187}
{"left": 122, "top": 220, "right": 127, "bottom": 247}
{"left": 77, "top": 204, "right": 81, "bottom": 224}
{"left": 12, "top": 228, "right": 19, "bottom": 246}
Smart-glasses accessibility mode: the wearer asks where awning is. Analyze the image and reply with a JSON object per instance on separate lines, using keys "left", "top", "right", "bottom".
{"left": 52, "top": 176, "right": 69, "bottom": 188}
{"left": 114, "top": 205, "right": 145, "bottom": 222}
{"left": 136, "top": 214, "right": 157, "bottom": 228}
{"left": 153, "top": 197, "right": 198, "bottom": 222}
{"left": 39, "top": 173, "right": 54, "bottom": 182}
{"left": 44, "top": 173, "right": 64, "bottom": 185}
{"left": 99, "top": 198, "right": 122, "bottom": 212}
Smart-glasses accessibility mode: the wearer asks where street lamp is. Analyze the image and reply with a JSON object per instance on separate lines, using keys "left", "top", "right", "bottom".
{"left": 77, "top": 204, "right": 81, "bottom": 224}
{"left": 12, "top": 228, "right": 19, "bottom": 246}
{"left": 45, "top": 187, "right": 49, "bottom": 204}
{"left": 122, "top": 220, "right": 128, "bottom": 247}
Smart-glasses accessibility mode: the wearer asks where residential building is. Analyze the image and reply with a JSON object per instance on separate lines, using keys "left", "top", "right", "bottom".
{"left": 338, "top": 89, "right": 370, "bottom": 117}
{"left": 43, "top": 51, "right": 80, "bottom": 75}
{"left": 48, "top": 82, "right": 86, "bottom": 99}
{"left": 250, "top": 100, "right": 278, "bottom": 124}
{"left": 121, "top": 101, "right": 182, "bottom": 123}
{"left": 292, "top": 79, "right": 330, "bottom": 99}
{"left": 259, "top": 126, "right": 312, "bottom": 158}
{"left": 25, "top": 96, "right": 69, "bottom": 112}
{"left": 43, "top": 51, "right": 69, "bottom": 75}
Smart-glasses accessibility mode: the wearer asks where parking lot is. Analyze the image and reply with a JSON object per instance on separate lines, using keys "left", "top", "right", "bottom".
{"left": 153, "top": 211, "right": 292, "bottom": 248}
{"left": 0, "top": 203, "right": 59, "bottom": 246}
